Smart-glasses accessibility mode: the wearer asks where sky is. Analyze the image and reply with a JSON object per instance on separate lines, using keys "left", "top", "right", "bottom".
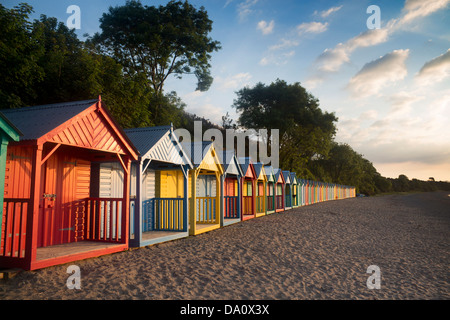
{"left": 4, "top": 0, "right": 450, "bottom": 182}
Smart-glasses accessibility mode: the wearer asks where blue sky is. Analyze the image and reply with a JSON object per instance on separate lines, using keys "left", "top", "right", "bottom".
{"left": 4, "top": 0, "right": 450, "bottom": 181}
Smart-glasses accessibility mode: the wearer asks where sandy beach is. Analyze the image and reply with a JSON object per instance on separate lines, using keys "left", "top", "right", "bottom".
{"left": 1, "top": 191, "right": 449, "bottom": 300}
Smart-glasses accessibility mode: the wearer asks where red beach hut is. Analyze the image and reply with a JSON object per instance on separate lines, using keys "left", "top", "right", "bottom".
{"left": 239, "top": 157, "right": 257, "bottom": 221}
{"left": 274, "top": 169, "right": 285, "bottom": 212}
{"left": 0, "top": 97, "right": 138, "bottom": 270}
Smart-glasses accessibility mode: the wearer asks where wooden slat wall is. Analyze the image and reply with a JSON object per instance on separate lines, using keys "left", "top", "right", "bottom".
{"left": 3, "top": 146, "right": 32, "bottom": 199}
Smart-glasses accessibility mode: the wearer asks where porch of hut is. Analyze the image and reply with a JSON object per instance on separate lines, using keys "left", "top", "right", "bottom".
{"left": 274, "top": 169, "right": 285, "bottom": 213}
{"left": 282, "top": 170, "right": 293, "bottom": 210}
{"left": 99, "top": 125, "right": 192, "bottom": 248}
{"left": 253, "top": 163, "right": 267, "bottom": 217}
{"left": 0, "top": 98, "right": 137, "bottom": 270}
{"left": 184, "top": 142, "right": 223, "bottom": 236}
{"left": 0, "top": 112, "right": 22, "bottom": 243}
{"left": 239, "top": 157, "right": 257, "bottom": 221}
{"left": 290, "top": 172, "right": 299, "bottom": 208}
{"left": 220, "top": 151, "right": 242, "bottom": 227}
{"left": 264, "top": 166, "right": 276, "bottom": 214}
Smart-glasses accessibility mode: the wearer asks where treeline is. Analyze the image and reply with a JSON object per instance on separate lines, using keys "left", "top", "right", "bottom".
{"left": 0, "top": 2, "right": 220, "bottom": 131}
{"left": 1, "top": 2, "right": 449, "bottom": 196}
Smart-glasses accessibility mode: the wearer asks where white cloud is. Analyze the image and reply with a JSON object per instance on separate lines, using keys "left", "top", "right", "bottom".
{"left": 259, "top": 57, "right": 269, "bottom": 66}
{"left": 317, "top": 5, "right": 343, "bottom": 18}
{"left": 237, "top": 0, "right": 259, "bottom": 21}
{"left": 257, "top": 20, "right": 275, "bottom": 35}
{"left": 297, "top": 21, "right": 328, "bottom": 36}
{"left": 315, "top": 29, "right": 389, "bottom": 74}
{"left": 269, "top": 38, "right": 299, "bottom": 51}
{"left": 215, "top": 72, "right": 252, "bottom": 90}
{"left": 315, "top": 43, "right": 350, "bottom": 73}
{"left": 347, "top": 49, "right": 410, "bottom": 98}
{"left": 387, "top": 91, "right": 424, "bottom": 116}
{"left": 415, "top": 48, "right": 450, "bottom": 85}
{"left": 398, "top": 0, "right": 450, "bottom": 27}
{"left": 307, "top": 0, "right": 449, "bottom": 86}
{"left": 259, "top": 50, "right": 296, "bottom": 66}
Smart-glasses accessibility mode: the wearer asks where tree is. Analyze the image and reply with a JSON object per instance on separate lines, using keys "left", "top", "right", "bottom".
{"left": 89, "top": 0, "right": 220, "bottom": 122}
{"left": 233, "top": 79, "right": 337, "bottom": 172}
{"left": 0, "top": 3, "right": 44, "bottom": 108}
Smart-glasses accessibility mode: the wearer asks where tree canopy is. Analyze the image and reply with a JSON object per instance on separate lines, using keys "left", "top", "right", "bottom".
{"left": 232, "top": 79, "right": 338, "bottom": 175}
{"left": 1, "top": 2, "right": 448, "bottom": 195}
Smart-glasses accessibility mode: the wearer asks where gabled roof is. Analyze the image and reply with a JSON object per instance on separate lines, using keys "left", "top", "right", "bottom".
{"left": 0, "top": 98, "right": 138, "bottom": 159}
{"left": 124, "top": 125, "right": 192, "bottom": 167}
{"left": 264, "top": 165, "right": 275, "bottom": 181}
{"left": 182, "top": 141, "right": 223, "bottom": 173}
{"left": 238, "top": 157, "right": 257, "bottom": 179}
{"left": 274, "top": 168, "right": 285, "bottom": 184}
{"left": 221, "top": 150, "right": 243, "bottom": 176}
{"left": 290, "top": 172, "right": 298, "bottom": 184}
{"left": 0, "top": 111, "right": 22, "bottom": 142}
{"left": 282, "top": 170, "right": 291, "bottom": 184}
{"left": 253, "top": 162, "right": 267, "bottom": 181}
{"left": 1, "top": 99, "right": 98, "bottom": 141}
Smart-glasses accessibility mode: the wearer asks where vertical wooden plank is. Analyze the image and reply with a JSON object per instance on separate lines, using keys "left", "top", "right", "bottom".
{"left": 25, "top": 144, "right": 42, "bottom": 269}
{"left": 121, "top": 156, "right": 130, "bottom": 245}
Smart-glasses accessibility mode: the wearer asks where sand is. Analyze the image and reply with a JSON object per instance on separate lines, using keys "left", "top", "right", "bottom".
{"left": 0, "top": 191, "right": 449, "bottom": 300}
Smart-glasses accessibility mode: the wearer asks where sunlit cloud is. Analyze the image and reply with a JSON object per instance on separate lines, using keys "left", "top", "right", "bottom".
{"left": 415, "top": 48, "right": 450, "bottom": 85}
{"left": 347, "top": 49, "right": 410, "bottom": 98}
{"left": 237, "top": 0, "right": 259, "bottom": 21}
{"left": 307, "top": 0, "right": 449, "bottom": 86}
{"left": 297, "top": 21, "right": 328, "bottom": 36}
{"left": 269, "top": 38, "right": 299, "bottom": 51}
{"left": 315, "top": 5, "right": 343, "bottom": 18}
{"left": 215, "top": 72, "right": 252, "bottom": 90}
{"left": 257, "top": 19, "right": 274, "bottom": 35}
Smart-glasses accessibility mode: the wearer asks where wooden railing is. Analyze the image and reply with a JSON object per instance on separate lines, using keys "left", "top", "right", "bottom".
{"left": 242, "top": 196, "right": 253, "bottom": 215}
{"left": 292, "top": 195, "right": 298, "bottom": 206}
{"left": 83, "top": 198, "right": 124, "bottom": 243}
{"left": 153, "top": 198, "right": 184, "bottom": 231}
{"left": 256, "top": 195, "right": 265, "bottom": 214}
{"left": 224, "top": 196, "right": 239, "bottom": 219}
{"left": 285, "top": 193, "right": 292, "bottom": 207}
{"left": 196, "top": 197, "right": 217, "bottom": 224}
{"left": 266, "top": 195, "right": 274, "bottom": 211}
{"left": 1, "top": 198, "right": 29, "bottom": 258}
{"left": 276, "top": 195, "right": 284, "bottom": 209}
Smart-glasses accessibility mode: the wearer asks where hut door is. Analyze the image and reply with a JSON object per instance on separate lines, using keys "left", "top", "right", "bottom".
{"left": 38, "top": 153, "right": 59, "bottom": 248}
{"left": 38, "top": 152, "right": 90, "bottom": 247}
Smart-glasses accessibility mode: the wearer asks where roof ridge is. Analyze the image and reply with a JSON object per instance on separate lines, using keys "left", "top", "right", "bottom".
{"left": 124, "top": 125, "right": 171, "bottom": 133}
{"left": 1, "top": 99, "right": 98, "bottom": 113}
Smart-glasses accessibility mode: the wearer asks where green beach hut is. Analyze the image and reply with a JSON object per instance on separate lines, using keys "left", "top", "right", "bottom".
{"left": 0, "top": 112, "right": 22, "bottom": 240}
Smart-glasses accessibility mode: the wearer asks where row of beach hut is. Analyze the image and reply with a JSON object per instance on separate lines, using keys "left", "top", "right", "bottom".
{"left": 0, "top": 98, "right": 355, "bottom": 271}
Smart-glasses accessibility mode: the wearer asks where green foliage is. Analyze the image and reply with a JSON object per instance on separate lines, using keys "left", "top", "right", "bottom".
{"left": 0, "top": 3, "right": 44, "bottom": 108}
{"left": 233, "top": 79, "right": 338, "bottom": 174}
{"left": 90, "top": 0, "right": 220, "bottom": 94}
{"left": 1, "top": 3, "right": 449, "bottom": 195}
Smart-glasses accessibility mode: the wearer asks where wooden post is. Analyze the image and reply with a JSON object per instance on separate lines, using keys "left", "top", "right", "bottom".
{"left": 189, "top": 169, "right": 197, "bottom": 236}
{"left": 237, "top": 176, "right": 241, "bottom": 219}
{"left": 220, "top": 174, "right": 224, "bottom": 227}
{"left": 182, "top": 165, "right": 189, "bottom": 233}
{"left": 122, "top": 156, "right": 131, "bottom": 246}
{"left": 215, "top": 171, "right": 220, "bottom": 224}
{"left": 25, "top": 144, "right": 42, "bottom": 270}
{"left": 132, "top": 159, "right": 142, "bottom": 247}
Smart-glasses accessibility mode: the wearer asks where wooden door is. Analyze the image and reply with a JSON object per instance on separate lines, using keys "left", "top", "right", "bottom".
{"left": 38, "top": 151, "right": 90, "bottom": 247}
